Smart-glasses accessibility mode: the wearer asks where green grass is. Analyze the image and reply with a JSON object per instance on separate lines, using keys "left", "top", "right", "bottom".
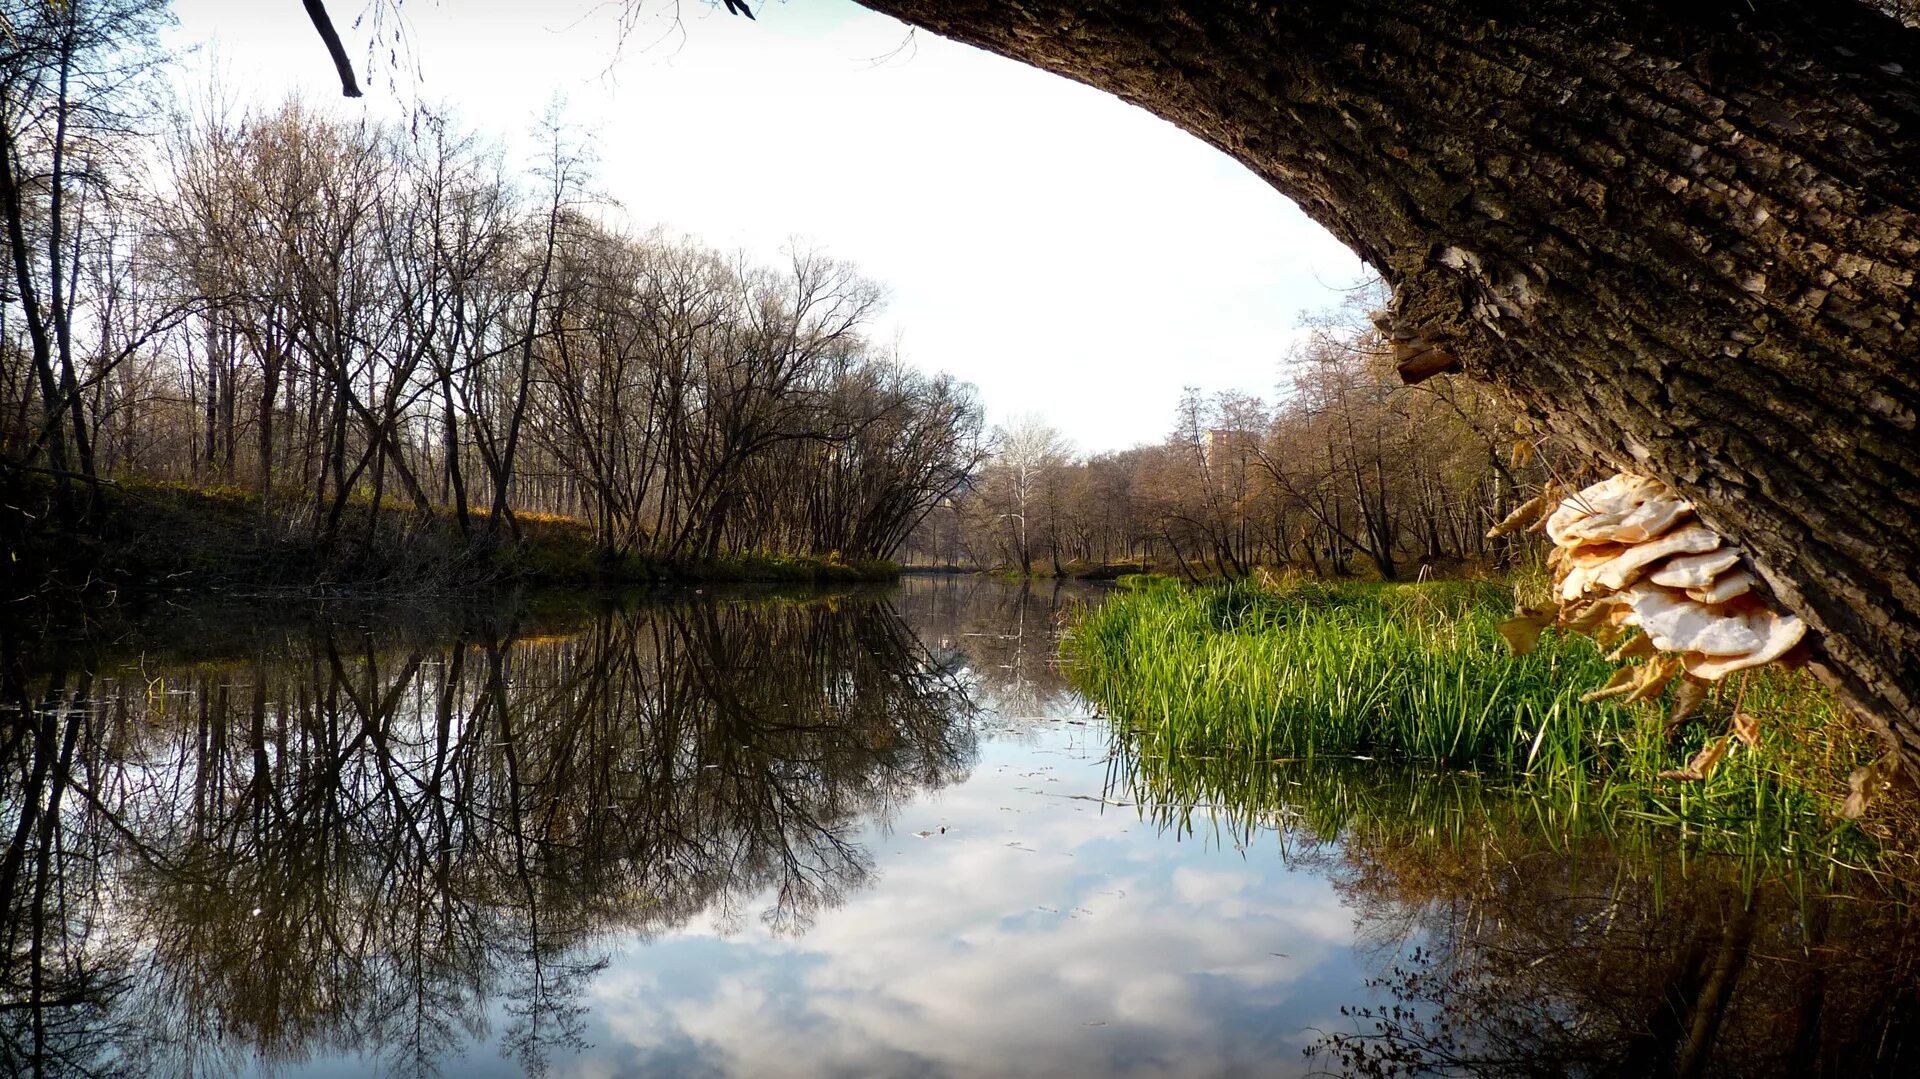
{"left": 2, "top": 472, "right": 899, "bottom": 595}
{"left": 1067, "top": 577, "right": 1883, "bottom": 864}
{"left": 1070, "top": 578, "right": 1620, "bottom": 769}
{"left": 1110, "top": 753, "right": 1877, "bottom": 897}
{"left": 644, "top": 549, "right": 898, "bottom": 585}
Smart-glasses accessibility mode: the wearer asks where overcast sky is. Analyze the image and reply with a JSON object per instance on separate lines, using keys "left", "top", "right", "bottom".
{"left": 163, "top": 0, "right": 1367, "bottom": 453}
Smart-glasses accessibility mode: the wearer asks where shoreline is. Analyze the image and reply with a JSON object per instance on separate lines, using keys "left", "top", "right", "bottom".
{"left": 1063, "top": 575, "right": 1910, "bottom": 879}
{"left": 5, "top": 475, "right": 899, "bottom": 602}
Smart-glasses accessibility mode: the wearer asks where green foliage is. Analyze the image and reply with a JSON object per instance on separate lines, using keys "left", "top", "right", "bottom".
{"left": 668, "top": 550, "right": 899, "bottom": 585}
{"left": 1067, "top": 577, "right": 1878, "bottom": 860}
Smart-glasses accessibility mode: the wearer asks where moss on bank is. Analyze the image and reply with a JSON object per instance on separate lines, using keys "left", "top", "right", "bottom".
{"left": 983, "top": 560, "right": 1154, "bottom": 582}
{"left": 1066, "top": 575, "right": 1896, "bottom": 867}
{"left": 3, "top": 474, "right": 896, "bottom": 596}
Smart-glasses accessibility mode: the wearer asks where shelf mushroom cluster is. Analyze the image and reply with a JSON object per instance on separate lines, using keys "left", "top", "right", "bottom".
{"left": 1491, "top": 472, "right": 1807, "bottom": 700}
{"left": 1490, "top": 472, "right": 1822, "bottom": 784}
{"left": 1542, "top": 473, "right": 1806, "bottom": 680}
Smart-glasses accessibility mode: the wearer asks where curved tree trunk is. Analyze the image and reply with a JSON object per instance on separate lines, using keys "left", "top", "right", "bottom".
{"left": 854, "top": 0, "right": 1920, "bottom": 758}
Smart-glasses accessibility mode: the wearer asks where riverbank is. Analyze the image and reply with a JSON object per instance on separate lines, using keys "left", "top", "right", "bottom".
{"left": 3, "top": 475, "right": 896, "bottom": 599}
{"left": 1065, "top": 575, "right": 1911, "bottom": 871}
{"left": 982, "top": 561, "right": 1154, "bottom": 581}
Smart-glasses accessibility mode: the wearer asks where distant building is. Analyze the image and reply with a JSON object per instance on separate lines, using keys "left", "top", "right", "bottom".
{"left": 1202, "top": 427, "right": 1257, "bottom": 468}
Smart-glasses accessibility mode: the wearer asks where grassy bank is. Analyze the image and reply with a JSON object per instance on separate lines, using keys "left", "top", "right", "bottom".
{"left": 984, "top": 560, "right": 1155, "bottom": 582}
{"left": 1067, "top": 576, "right": 1894, "bottom": 861}
{"left": 4, "top": 475, "right": 896, "bottom": 597}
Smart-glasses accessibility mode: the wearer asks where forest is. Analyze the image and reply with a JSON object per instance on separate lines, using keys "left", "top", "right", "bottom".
{"left": 2, "top": 0, "right": 1532, "bottom": 591}
{"left": 915, "top": 286, "right": 1553, "bottom": 581}
{"left": 0, "top": 2, "right": 984, "bottom": 582}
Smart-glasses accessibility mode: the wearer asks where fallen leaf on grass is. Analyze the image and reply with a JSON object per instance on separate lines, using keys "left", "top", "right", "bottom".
{"left": 1607, "top": 633, "right": 1657, "bottom": 662}
{"left": 1498, "top": 613, "right": 1551, "bottom": 655}
{"left": 1624, "top": 656, "right": 1683, "bottom": 704}
{"left": 1659, "top": 735, "right": 1731, "bottom": 782}
{"left": 1664, "top": 675, "right": 1711, "bottom": 734}
{"left": 1581, "top": 665, "right": 1640, "bottom": 702}
{"left": 1841, "top": 756, "right": 1915, "bottom": 819}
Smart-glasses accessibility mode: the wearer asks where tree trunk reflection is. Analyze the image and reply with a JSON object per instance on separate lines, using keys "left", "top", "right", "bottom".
{"left": 1115, "top": 754, "right": 1920, "bottom": 1077}
{"left": 0, "top": 591, "right": 972, "bottom": 1075}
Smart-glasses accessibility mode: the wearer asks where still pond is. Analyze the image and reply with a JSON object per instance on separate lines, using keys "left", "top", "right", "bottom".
{"left": 3, "top": 578, "right": 1916, "bottom": 1076}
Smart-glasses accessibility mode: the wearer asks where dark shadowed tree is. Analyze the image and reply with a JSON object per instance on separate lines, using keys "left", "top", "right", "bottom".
{"left": 0, "top": 0, "right": 171, "bottom": 505}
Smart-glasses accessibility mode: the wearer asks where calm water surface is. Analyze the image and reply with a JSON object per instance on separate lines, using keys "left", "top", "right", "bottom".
{"left": 3, "top": 578, "right": 1916, "bottom": 1077}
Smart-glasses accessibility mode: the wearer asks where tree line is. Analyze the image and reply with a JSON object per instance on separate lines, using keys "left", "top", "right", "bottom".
{"left": 913, "top": 284, "right": 1562, "bottom": 580}
{"left": 1, "top": 3, "right": 982, "bottom": 567}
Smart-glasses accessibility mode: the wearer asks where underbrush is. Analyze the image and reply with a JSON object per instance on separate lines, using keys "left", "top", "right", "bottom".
{"left": 3, "top": 473, "right": 897, "bottom": 595}
{"left": 1068, "top": 576, "right": 1895, "bottom": 872}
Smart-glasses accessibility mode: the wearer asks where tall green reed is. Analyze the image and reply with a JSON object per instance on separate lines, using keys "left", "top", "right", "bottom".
{"left": 1068, "top": 577, "right": 1873, "bottom": 858}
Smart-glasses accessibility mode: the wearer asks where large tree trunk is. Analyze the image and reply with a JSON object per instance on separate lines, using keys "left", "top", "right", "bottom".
{"left": 855, "top": 0, "right": 1920, "bottom": 756}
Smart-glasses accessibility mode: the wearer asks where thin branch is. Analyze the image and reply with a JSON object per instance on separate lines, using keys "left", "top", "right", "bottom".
{"left": 302, "top": 0, "right": 363, "bottom": 98}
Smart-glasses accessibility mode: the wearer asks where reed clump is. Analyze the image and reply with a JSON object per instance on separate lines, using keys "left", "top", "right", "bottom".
{"left": 1067, "top": 576, "right": 1883, "bottom": 853}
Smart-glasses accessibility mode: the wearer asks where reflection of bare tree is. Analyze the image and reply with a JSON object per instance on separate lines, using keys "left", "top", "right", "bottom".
{"left": 1311, "top": 833, "right": 1920, "bottom": 1077}
{"left": 0, "top": 645, "right": 141, "bottom": 1079}
{"left": 0, "top": 593, "right": 973, "bottom": 1076}
{"left": 893, "top": 575, "right": 1102, "bottom": 724}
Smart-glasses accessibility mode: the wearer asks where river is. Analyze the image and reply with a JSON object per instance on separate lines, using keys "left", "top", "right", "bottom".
{"left": 2, "top": 577, "right": 1914, "bottom": 1076}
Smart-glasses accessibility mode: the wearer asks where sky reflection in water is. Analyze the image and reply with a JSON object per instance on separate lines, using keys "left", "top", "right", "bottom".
{"left": 7, "top": 577, "right": 1917, "bottom": 1077}
{"left": 574, "top": 724, "right": 1361, "bottom": 1079}
{"left": 416, "top": 579, "right": 1370, "bottom": 1079}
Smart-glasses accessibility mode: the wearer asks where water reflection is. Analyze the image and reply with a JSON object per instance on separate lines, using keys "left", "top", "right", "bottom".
{"left": 892, "top": 576, "right": 1087, "bottom": 723}
{"left": 2, "top": 579, "right": 1916, "bottom": 1077}
{"left": 1118, "top": 757, "right": 1920, "bottom": 1076}
{"left": 2, "top": 590, "right": 972, "bottom": 1076}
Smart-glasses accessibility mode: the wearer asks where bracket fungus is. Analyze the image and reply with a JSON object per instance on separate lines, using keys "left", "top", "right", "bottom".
{"left": 1493, "top": 472, "right": 1810, "bottom": 781}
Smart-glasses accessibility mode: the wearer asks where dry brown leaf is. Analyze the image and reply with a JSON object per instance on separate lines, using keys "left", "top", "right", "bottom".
{"left": 1606, "top": 633, "right": 1657, "bottom": 663}
{"left": 1841, "top": 756, "right": 1915, "bottom": 820}
{"left": 1667, "top": 675, "right": 1711, "bottom": 729}
{"left": 1528, "top": 483, "right": 1566, "bottom": 533}
{"left": 1510, "top": 439, "right": 1537, "bottom": 470}
{"left": 1692, "top": 734, "right": 1731, "bottom": 776}
{"left": 1497, "top": 613, "right": 1551, "bottom": 655}
{"left": 1842, "top": 760, "right": 1888, "bottom": 819}
{"left": 1593, "top": 623, "right": 1627, "bottom": 650}
{"left": 1580, "top": 665, "right": 1641, "bottom": 703}
{"left": 1659, "top": 735, "right": 1731, "bottom": 782}
{"left": 1487, "top": 494, "right": 1548, "bottom": 539}
{"left": 1731, "top": 711, "right": 1760, "bottom": 748}
{"left": 1561, "top": 600, "right": 1618, "bottom": 633}
{"left": 1623, "top": 656, "right": 1683, "bottom": 704}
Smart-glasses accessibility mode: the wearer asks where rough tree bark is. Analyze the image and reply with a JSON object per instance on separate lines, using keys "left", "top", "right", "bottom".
{"left": 851, "top": 0, "right": 1920, "bottom": 761}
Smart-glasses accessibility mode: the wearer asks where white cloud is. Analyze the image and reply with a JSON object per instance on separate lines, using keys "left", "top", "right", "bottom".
{"left": 579, "top": 731, "right": 1367, "bottom": 1077}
